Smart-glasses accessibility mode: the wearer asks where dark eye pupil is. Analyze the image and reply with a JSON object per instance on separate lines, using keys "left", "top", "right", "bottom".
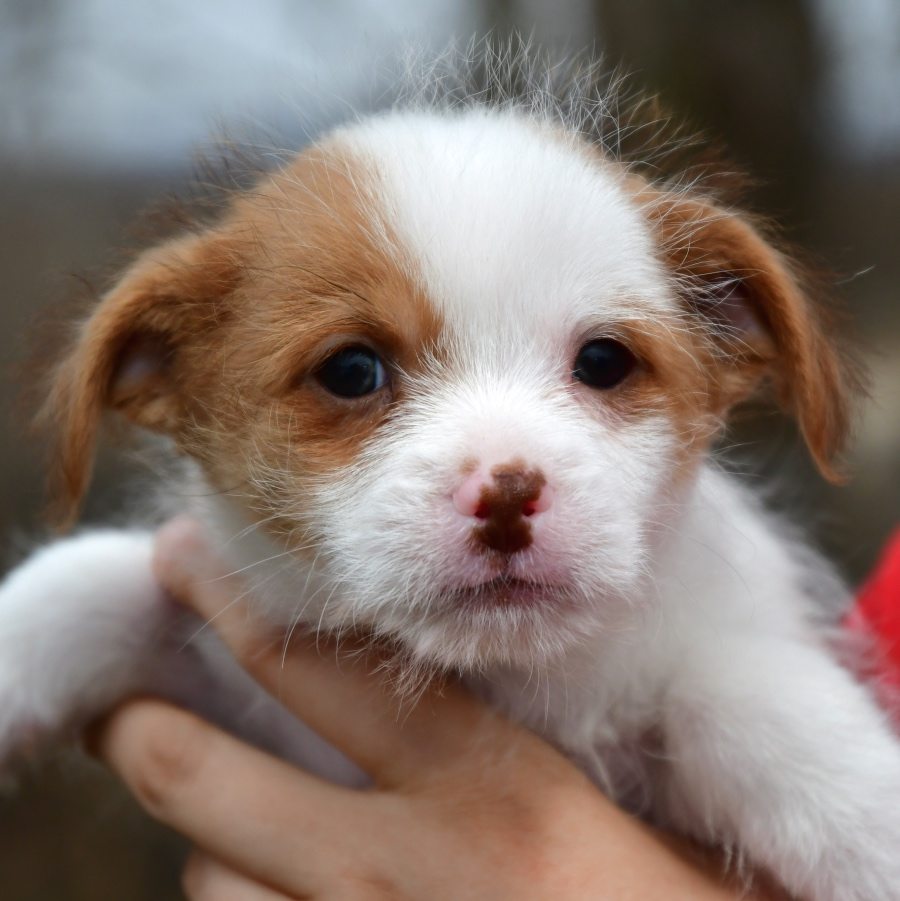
{"left": 316, "top": 347, "right": 386, "bottom": 398}
{"left": 573, "top": 339, "right": 636, "bottom": 389}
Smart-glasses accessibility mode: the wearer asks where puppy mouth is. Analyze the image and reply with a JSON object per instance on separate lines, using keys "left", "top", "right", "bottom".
{"left": 448, "top": 575, "right": 567, "bottom": 610}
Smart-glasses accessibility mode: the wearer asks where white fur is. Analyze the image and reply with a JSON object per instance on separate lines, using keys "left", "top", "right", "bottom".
{"left": 2, "top": 105, "right": 899, "bottom": 899}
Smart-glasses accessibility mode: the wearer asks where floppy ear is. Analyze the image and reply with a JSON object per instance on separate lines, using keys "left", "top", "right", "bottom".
{"left": 44, "top": 231, "right": 238, "bottom": 525}
{"left": 644, "top": 192, "right": 857, "bottom": 482}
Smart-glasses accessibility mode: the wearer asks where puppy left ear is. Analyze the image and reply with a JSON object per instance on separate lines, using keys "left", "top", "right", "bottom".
{"left": 644, "top": 192, "right": 858, "bottom": 483}
{"left": 42, "top": 230, "right": 238, "bottom": 526}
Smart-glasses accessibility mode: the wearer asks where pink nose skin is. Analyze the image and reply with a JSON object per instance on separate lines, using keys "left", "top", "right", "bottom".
{"left": 452, "top": 461, "right": 553, "bottom": 555}
{"left": 452, "top": 469, "right": 490, "bottom": 518}
{"left": 452, "top": 469, "right": 553, "bottom": 518}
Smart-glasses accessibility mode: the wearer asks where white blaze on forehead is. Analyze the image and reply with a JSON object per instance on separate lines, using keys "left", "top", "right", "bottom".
{"left": 335, "top": 109, "right": 675, "bottom": 359}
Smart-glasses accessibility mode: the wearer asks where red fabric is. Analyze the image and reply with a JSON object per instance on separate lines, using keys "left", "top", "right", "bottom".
{"left": 845, "top": 529, "right": 900, "bottom": 689}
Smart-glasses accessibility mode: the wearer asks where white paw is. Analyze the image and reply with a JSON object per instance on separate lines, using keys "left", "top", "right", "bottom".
{"left": 0, "top": 530, "right": 161, "bottom": 778}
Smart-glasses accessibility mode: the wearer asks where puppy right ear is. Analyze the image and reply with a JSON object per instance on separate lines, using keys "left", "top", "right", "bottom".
{"left": 43, "top": 231, "right": 237, "bottom": 527}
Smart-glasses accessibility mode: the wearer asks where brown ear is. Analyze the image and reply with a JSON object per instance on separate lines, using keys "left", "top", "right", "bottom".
{"left": 644, "top": 191, "right": 857, "bottom": 482}
{"left": 44, "top": 231, "right": 237, "bottom": 526}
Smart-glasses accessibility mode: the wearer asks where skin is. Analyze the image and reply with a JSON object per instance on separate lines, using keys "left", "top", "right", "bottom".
{"left": 92, "top": 518, "right": 782, "bottom": 900}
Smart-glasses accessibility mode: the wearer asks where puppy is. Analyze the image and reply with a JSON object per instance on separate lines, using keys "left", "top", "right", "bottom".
{"left": 2, "top": 55, "right": 899, "bottom": 900}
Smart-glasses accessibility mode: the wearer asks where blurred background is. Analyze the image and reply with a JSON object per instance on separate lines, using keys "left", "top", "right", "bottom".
{"left": 1, "top": 1, "right": 897, "bottom": 897}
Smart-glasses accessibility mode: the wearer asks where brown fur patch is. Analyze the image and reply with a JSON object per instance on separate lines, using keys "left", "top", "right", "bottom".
{"left": 44, "top": 141, "right": 443, "bottom": 528}
{"left": 192, "top": 144, "right": 443, "bottom": 509}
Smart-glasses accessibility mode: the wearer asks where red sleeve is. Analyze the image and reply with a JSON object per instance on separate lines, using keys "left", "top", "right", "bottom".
{"left": 845, "top": 529, "right": 900, "bottom": 688}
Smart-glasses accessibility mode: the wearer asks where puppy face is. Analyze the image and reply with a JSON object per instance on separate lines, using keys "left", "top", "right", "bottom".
{"left": 48, "top": 108, "right": 852, "bottom": 668}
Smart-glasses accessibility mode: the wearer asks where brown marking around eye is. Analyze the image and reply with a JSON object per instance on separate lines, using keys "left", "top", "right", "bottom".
{"left": 184, "top": 142, "right": 447, "bottom": 500}
{"left": 472, "top": 460, "right": 546, "bottom": 555}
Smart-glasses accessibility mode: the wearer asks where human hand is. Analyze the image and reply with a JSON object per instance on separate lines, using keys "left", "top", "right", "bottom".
{"left": 92, "top": 518, "right": 779, "bottom": 900}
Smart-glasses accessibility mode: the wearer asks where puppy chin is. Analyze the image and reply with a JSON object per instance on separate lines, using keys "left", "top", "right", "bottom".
{"left": 382, "top": 583, "right": 616, "bottom": 671}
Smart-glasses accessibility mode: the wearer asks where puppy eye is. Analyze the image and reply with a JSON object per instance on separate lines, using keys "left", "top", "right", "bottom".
{"left": 315, "top": 346, "right": 388, "bottom": 398}
{"left": 573, "top": 339, "right": 637, "bottom": 389}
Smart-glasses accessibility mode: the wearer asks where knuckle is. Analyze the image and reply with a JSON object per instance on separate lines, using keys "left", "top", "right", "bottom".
{"left": 126, "top": 708, "right": 208, "bottom": 818}
{"left": 227, "top": 623, "right": 280, "bottom": 673}
{"left": 470, "top": 775, "right": 585, "bottom": 852}
{"left": 340, "top": 870, "right": 401, "bottom": 901}
{"left": 181, "top": 854, "right": 214, "bottom": 900}
{"left": 519, "top": 783, "right": 587, "bottom": 840}
{"left": 152, "top": 519, "right": 206, "bottom": 591}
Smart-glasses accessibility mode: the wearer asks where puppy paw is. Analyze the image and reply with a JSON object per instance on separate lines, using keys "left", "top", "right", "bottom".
{"left": 0, "top": 530, "right": 162, "bottom": 784}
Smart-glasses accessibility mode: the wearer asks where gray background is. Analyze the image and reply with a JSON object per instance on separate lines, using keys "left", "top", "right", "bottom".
{"left": 1, "top": 1, "right": 898, "bottom": 898}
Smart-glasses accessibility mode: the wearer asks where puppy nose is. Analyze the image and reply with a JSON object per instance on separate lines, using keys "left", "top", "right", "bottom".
{"left": 453, "top": 461, "right": 552, "bottom": 555}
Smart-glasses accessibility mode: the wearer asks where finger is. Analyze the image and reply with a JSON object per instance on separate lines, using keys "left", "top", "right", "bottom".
{"left": 94, "top": 697, "right": 378, "bottom": 897}
{"left": 183, "top": 851, "right": 296, "bottom": 901}
{"left": 154, "top": 517, "right": 524, "bottom": 785}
